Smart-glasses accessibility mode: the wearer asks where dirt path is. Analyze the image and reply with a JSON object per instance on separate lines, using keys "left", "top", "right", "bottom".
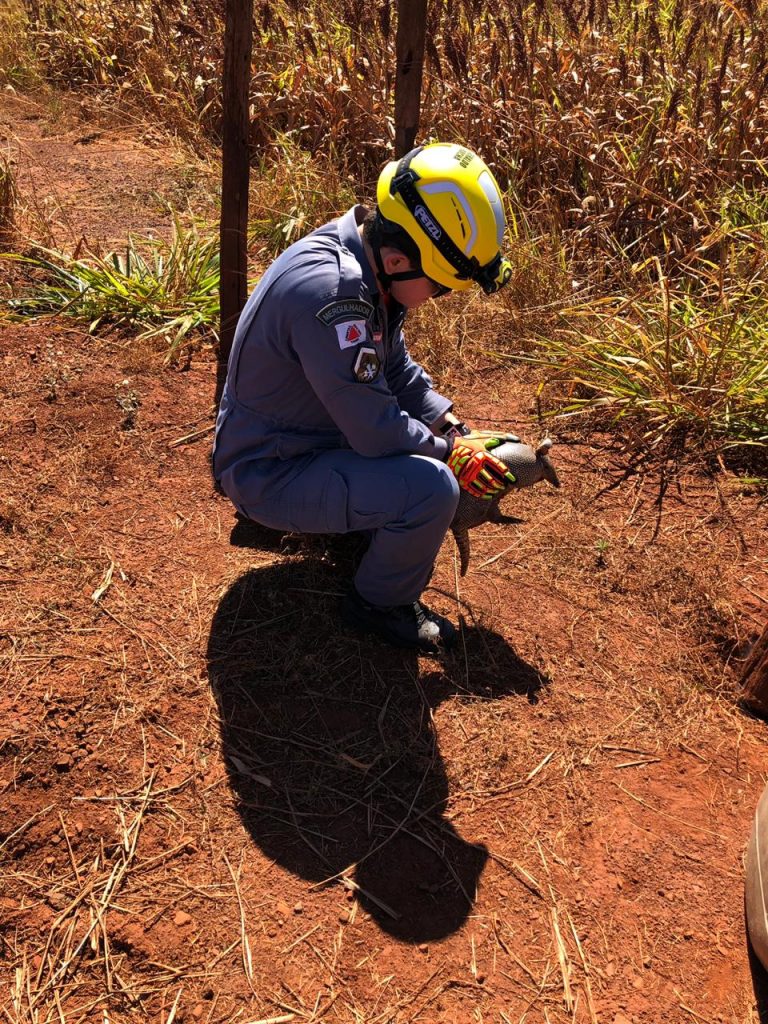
{"left": 1, "top": 91, "right": 213, "bottom": 249}
{"left": 1, "top": 94, "right": 767, "bottom": 1024}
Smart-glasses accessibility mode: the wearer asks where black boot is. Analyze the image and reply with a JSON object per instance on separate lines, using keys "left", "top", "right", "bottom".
{"left": 341, "top": 588, "right": 457, "bottom": 653}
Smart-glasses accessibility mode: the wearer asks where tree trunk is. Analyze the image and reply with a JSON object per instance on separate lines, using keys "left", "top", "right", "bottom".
{"left": 741, "top": 622, "right": 768, "bottom": 716}
{"left": 217, "top": 0, "right": 253, "bottom": 409}
{"left": 394, "top": 0, "right": 428, "bottom": 158}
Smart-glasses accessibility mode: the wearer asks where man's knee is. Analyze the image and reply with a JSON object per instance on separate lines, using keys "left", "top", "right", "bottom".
{"left": 435, "top": 459, "right": 461, "bottom": 509}
{"left": 408, "top": 457, "right": 460, "bottom": 521}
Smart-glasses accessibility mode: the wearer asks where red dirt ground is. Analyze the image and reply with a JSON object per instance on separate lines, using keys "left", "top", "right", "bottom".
{"left": 2, "top": 93, "right": 768, "bottom": 1024}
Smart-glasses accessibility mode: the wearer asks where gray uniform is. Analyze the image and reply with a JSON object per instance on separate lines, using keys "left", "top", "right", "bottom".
{"left": 213, "top": 206, "right": 459, "bottom": 606}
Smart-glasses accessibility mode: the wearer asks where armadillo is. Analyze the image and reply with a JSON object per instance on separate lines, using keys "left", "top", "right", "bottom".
{"left": 450, "top": 438, "right": 560, "bottom": 576}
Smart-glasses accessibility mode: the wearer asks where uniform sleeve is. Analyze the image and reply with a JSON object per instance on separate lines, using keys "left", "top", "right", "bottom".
{"left": 290, "top": 307, "right": 451, "bottom": 460}
{"left": 384, "top": 330, "right": 453, "bottom": 425}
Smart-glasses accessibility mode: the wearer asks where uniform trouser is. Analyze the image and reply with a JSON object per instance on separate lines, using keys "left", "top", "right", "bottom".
{"left": 237, "top": 450, "right": 460, "bottom": 607}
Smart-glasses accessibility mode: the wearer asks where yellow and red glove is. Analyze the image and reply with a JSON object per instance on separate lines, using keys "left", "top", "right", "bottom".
{"left": 446, "top": 433, "right": 517, "bottom": 499}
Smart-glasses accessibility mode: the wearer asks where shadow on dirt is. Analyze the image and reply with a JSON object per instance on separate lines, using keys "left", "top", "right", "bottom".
{"left": 207, "top": 542, "right": 547, "bottom": 944}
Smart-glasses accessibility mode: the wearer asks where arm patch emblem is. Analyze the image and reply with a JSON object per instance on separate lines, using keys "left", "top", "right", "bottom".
{"left": 316, "top": 299, "right": 374, "bottom": 327}
{"left": 335, "top": 320, "right": 368, "bottom": 349}
{"left": 353, "top": 346, "right": 381, "bottom": 383}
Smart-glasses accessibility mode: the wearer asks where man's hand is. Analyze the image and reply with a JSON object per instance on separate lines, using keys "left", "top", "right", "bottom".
{"left": 447, "top": 436, "right": 517, "bottom": 499}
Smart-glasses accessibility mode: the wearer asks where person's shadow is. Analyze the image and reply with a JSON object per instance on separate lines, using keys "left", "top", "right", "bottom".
{"left": 207, "top": 525, "right": 548, "bottom": 943}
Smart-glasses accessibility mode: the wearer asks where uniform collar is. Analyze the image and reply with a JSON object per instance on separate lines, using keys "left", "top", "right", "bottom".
{"left": 338, "top": 205, "right": 380, "bottom": 300}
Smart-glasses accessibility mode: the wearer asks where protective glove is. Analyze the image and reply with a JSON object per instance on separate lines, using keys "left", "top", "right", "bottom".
{"left": 437, "top": 417, "right": 520, "bottom": 446}
{"left": 446, "top": 434, "right": 517, "bottom": 499}
{"left": 464, "top": 428, "right": 521, "bottom": 446}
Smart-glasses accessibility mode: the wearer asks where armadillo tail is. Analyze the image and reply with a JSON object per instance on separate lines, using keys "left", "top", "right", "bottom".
{"left": 453, "top": 528, "right": 471, "bottom": 577}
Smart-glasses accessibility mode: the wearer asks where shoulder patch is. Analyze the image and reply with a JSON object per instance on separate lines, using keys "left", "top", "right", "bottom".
{"left": 352, "top": 346, "right": 381, "bottom": 384}
{"left": 316, "top": 298, "right": 374, "bottom": 327}
{"left": 335, "top": 320, "right": 368, "bottom": 349}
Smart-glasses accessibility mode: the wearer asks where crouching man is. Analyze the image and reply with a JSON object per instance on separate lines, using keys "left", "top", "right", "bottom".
{"left": 213, "top": 143, "right": 516, "bottom": 653}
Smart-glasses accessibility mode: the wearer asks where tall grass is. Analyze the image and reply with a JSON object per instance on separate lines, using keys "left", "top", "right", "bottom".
{"left": 8, "top": 0, "right": 766, "bottom": 279}
{"left": 14, "top": 1, "right": 765, "bottom": 189}
{"left": 248, "top": 136, "right": 357, "bottom": 257}
{"left": 0, "top": 1, "right": 39, "bottom": 87}
{"left": 515, "top": 281, "right": 768, "bottom": 454}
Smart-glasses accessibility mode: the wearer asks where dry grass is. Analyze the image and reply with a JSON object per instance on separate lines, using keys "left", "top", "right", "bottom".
{"left": 10, "top": 0, "right": 768, "bottom": 240}
{"left": 248, "top": 138, "right": 357, "bottom": 259}
{"left": 0, "top": 2, "right": 39, "bottom": 89}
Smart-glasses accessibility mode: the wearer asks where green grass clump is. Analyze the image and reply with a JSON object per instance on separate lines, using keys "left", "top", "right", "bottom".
{"left": 6, "top": 217, "right": 220, "bottom": 361}
{"left": 515, "top": 277, "right": 768, "bottom": 455}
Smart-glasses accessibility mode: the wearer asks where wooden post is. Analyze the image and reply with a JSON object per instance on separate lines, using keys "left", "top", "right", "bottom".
{"left": 394, "top": 0, "right": 428, "bottom": 158}
{"left": 23, "top": 1, "right": 41, "bottom": 24}
{"left": 741, "top": 623, "right": 768, "bottom": 717}
{"left": 217, "top": 0, "right": 253, "bottom": 408}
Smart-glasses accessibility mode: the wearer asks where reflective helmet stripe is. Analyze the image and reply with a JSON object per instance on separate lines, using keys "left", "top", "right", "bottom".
{"left": 478, "top": 171, "right": 506, "bottom": 248}
{"left": 420, "top": 181, "right": 478, "bottom": 255}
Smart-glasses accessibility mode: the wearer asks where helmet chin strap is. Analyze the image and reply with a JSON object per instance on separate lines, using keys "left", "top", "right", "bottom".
{"left": 372, "top": 243, "right": 424, "bottom": 294}
{"left": 370, "top": 212, "right": 425, "bottom": 295}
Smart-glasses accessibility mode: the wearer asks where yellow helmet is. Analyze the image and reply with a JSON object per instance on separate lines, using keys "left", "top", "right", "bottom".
{"left": 376, "top": 143, "right": 512, "bottom": 294}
